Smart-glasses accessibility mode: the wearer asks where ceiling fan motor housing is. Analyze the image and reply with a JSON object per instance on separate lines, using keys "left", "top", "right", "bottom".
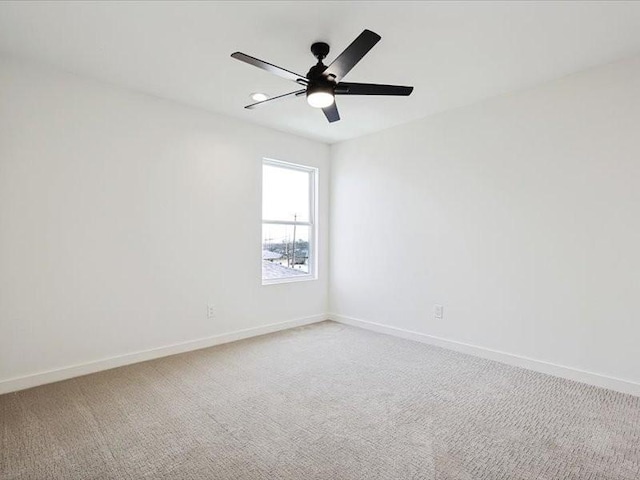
{"left": 306, "top": 80, "right": 334, "bottom": 96}
{"left": 307, "top": 43, "right": 334, "bottom": 84}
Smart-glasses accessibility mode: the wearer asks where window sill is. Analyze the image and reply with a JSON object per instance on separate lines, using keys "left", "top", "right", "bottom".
{"left": 262, "top": 275, "right": 317, "bottom": 286}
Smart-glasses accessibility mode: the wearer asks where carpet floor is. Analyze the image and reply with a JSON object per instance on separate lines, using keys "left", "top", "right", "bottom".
{"left": 1, "top": 321, "right": 639, "bottom": 479}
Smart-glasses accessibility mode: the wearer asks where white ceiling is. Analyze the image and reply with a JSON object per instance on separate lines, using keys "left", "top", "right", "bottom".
{"left": 1, "top": 1, "right": 640, "bottom": 144}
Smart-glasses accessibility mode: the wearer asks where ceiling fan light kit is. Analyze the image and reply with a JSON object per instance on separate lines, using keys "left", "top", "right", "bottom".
{"left": 231, "top": 29, "right": 413, "bottom": 123}
{"left": 306, "top": 84, "right": 335, "bottom": 108}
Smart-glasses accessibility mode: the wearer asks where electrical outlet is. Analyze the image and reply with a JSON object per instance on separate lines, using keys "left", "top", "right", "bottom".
{"left": 207, "top": 304, "right": 216, "bottom": 319}
{"left": 434, "top": 304, "right": 444, "bottom": 320}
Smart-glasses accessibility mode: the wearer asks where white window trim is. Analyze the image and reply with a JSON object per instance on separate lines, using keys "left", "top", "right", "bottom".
{"left": 262, "top": 158, "right": 318, "bottom": 286}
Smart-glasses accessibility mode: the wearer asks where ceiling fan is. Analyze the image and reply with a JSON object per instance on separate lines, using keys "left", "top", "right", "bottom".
{"left": 231, "top": 29, "right": 413, "bottom": 123}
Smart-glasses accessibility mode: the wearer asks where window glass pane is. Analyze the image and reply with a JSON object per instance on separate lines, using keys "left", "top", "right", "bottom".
{"left": 262, "top": 164, "right": 310, "bottom": 223}
{"left": 262, "top": 224, "right": 310, "bottom": 280}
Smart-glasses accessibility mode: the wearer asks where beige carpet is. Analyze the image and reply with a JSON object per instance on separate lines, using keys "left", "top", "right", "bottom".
{"left": 1, "top": 321, "right": 639, "bottom": 479}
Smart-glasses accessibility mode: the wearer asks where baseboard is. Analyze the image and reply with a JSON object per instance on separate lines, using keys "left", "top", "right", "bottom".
{"left": 0, "top": 313, "right": 327, "bottom": 395}
{"left": 329, "top": 313, "right": 640, "bottom": 397}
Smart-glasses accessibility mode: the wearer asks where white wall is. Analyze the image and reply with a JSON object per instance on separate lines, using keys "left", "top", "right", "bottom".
{"left": 330, "top": 55, "right": 640, "bottom": 388}
{"left": 0, "top": 56, "right": 329, "bottom": 389}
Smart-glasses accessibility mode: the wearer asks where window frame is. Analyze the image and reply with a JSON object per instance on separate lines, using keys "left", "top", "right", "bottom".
{"left": 261, "top": 158, "right": 318, "bottom": 286}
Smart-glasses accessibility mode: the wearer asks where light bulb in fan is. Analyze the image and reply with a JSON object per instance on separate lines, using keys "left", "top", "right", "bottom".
{"left": 306, "top": 84, "right": 335, "bottom": 108}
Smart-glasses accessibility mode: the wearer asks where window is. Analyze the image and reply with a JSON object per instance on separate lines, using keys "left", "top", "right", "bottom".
{"left": 262, "top": 159, "right": 317, "bottom": 284}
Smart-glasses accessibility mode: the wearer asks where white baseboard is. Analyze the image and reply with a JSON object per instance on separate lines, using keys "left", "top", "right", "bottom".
{"left": 329, "top": 313, "right": 640, "bottom": 397}
{"left": 0, "top": 314, "right": 327, "bottom": 395}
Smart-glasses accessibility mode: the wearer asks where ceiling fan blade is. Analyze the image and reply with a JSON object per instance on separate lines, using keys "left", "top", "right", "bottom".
{"left": 231, "top": 52, "right": 308, "bottom": 84}
{"left": 323, "top": 30, "right": 381, "bottom": 82}
{"left": 335, "top": 82, "right": 413, "bottom": 96}
{"left": 322, "top": 102, "right": 340, "bottom": 123}
{"left": 245, "top": 89, "right": 306, "bottom": 109}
